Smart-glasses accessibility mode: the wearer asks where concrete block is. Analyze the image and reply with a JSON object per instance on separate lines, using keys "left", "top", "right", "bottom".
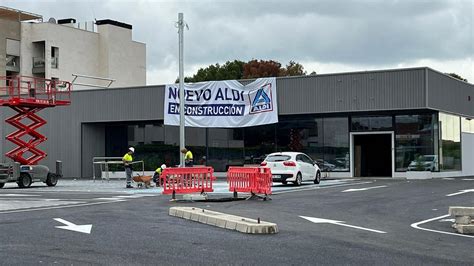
{"left": 449, "top": 207, "right": 474, "bottom": 216}
{"left": 198, "top": 213, "right": 208, "bottom": 223}
{"left": 455, "top": 224, "right": 474, "bottom": 234}
{"left": 190, "top": 213, "right": 200, "bottom": 221}
{"left": 206, "top": 216, "right": 217, "bottom": 226}
{"left": 455, "top": 216, "right": 473, "bottom": 225}
{"left": 182, "top": 210, "right": 192, "bottom": 220}
{"left": 183, "top": 194, "right": 208, "bottom": 201}
{"left": 168, "top": 207, "right": 278, "bottom": 234}
{"left": 236, "top": 223, "right": 249, "bottom": 233}
{"left": 215, "top": 218, "right": 227, "bottom": 228}
{"left": 169, "top": 207, "right": 177, "bottom": 216}
{"left": 225, "top": 220, "right": 237, "bottom": 230}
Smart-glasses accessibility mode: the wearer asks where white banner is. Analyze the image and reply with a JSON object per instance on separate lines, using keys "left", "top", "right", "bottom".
{"left": 164, "top": 78, "right": 278, "bottom": 128}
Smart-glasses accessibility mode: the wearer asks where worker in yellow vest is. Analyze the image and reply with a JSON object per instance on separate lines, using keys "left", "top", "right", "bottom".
{"left": 181, "top": 148, "right": 193, "bottom": 167}
{"left": 122, "top": 147, "right": 135, "bottom": 188}
{"left": 153, "top": 164, "right": 166, "bottom": 186}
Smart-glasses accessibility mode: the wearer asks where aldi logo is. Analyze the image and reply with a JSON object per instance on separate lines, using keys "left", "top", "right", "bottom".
{"left": 249, "top": 83, "right": 273, "bottom": 114}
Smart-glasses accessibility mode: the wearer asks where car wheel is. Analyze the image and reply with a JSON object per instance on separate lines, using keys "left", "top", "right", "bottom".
{"left": 0, "top": 183, "right": 4, "bottom": 188}
{"left": 46, "top": 173, "right": 58, "bottom": 187}
{"left": 17, "top": 173, "right": 32, "bottom": 188}
{"left": 294, "top": 172, "right": 302, "bottom": 186}
{"left": 314, "top": 171, "right": 321, "bottom": 184}
{"left": 282, "top": 180, "right": 287, "bottom": 185}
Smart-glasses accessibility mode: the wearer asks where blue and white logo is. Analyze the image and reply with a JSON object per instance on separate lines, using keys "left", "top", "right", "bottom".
{"left": 249, "top": 83, "right": 273, "bottom": 114}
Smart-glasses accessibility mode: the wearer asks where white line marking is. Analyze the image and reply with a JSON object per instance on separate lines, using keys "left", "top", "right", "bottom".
{"left": 54, "top": 218, "right": 92, "bottom": 234}
{"left": 0, "top": 194, "right": 41, "bottom": 197}
{"left": 300, "top": 216, "right": 386, "bottom": 234}
{"left": 411, "top": 214, "right": 474, "bottom": 239}
{"left": 342, "top": 185, "right": 387, "bottom": 193}
{"left": 446, "top": 189, "right": 474, "bottom": 197}
{"left": 462, "top": 179, "right": 474, "bottom": 181}
{"left": 273, "top": 181, "right": 373, "bottom": 195}
{"left": 439, "top": 218, "right": 455, "bottom": 222}
{"left": 0, "top": 199, "right": 126, "bottom": 214}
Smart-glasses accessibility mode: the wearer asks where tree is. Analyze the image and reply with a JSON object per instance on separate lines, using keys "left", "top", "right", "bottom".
{"left": 280, "top": 60, "right": 307, "bottom": 76}
{"left": 446, "top": 73, "right": 468, "bottom": 82}
{"left": 242, "top": 59, "right": 282, "bottom": 79}
{"left": 180, "top": 59, "right": 311, "bottom": 82}
{"left": 177, "top": 60, "right": 245, "bottom": 83}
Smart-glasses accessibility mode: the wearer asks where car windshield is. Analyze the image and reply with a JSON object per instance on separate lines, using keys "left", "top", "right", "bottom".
{"left": 266, "top": 155, "right": 291, "bottom": 162}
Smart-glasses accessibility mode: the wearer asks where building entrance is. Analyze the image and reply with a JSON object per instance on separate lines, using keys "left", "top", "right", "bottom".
{"left": 353, "top": 134, "right": 392, "bottom": 177}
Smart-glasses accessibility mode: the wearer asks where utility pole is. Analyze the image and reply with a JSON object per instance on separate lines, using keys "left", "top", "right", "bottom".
{"left": 178, "top": 13, "right": 185, "bottom": 167}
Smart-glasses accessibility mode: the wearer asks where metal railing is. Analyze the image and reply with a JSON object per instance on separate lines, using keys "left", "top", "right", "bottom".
{"left": 92, "top": 157, "right": 144, "bottom": 181}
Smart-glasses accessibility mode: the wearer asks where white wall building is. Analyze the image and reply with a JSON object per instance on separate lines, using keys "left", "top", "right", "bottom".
{"left": 1, "top": 7, "right": 146, "bottom": 88}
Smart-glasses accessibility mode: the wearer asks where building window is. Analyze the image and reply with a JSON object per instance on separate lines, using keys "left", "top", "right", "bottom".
{"left": 462, "top": 118, "right": 474, "bottom": 133}
{"left": 277, "top": 117, "right": 324, "bottom": 167}
{"left": 439, "top": 113, "right": 461, "bottom": 171}
{"left": 395, "top": 114, "right": 438, "bottom": 172}
{"left": 244, "top": 124, "right": 276, "bottom": 166}
{"left": 51, "top": 46, "right": 59, "bottom": 68}
{"left": 351, "top": 116, "right": 393, "bottom": 131}
{"left": 323, "top": 117, "right": 349, "bottom": 171}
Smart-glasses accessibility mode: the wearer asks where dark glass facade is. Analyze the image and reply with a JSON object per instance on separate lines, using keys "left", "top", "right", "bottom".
{"left": 439, "top": 113, "right": 461, "bottom": 171}
{"left": 394, "top": 114, "right": 438, "bottom": 171}
{"left": 103, "top": 110, "right": 462, "bottom": 174}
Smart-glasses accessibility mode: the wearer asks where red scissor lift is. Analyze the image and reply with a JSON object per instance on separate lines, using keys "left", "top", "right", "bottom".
{"left": 0, "top": 76, "right": 72, "bottom": 188}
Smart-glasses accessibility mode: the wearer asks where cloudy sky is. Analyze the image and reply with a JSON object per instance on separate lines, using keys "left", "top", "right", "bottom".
{"left": 3, "top": 0, "right": 473, "bottom": 85}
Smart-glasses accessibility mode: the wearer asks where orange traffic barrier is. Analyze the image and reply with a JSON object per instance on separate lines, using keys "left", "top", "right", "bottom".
{"left": 227, "top": 167, "right": 272, "bottom": 198}
{"left": 162, "top": 167, "right": 214, "bottom": 199}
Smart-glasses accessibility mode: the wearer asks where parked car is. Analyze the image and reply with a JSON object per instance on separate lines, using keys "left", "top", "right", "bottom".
{"left": 407, "top": 155, "right": 438, "bottom": 171}
{"left": 261, "top": 152, "right": 321, "bottom": 186}
{"left": 315, "top": 159, "right": 336, "bottom": 172}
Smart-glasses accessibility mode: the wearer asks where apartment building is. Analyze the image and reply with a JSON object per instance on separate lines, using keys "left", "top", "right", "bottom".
{"left": 0, "top": 6, "right": 146, "bottom": 88}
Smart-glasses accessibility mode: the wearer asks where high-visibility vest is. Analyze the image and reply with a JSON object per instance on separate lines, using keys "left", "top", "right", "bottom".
{"left": 185, "top": 151, "right": 193, "bottom": 161}
{"left": 123, "top": 153, "right": 133, "bottom": 163}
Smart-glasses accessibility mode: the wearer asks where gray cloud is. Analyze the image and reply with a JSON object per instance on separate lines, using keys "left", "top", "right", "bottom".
{"left": 2, "top": 0, "right": 473, "bottom": 83}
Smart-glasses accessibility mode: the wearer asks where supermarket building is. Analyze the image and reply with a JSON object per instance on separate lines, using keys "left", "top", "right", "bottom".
{"left": 0, "top": 67, "right": 473, "bottom": 178}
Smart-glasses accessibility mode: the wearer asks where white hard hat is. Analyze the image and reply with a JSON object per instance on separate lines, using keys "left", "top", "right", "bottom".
{"left": 161, "top": 164, "right": 166, "bottom": 169}
{"left": 129, "top": 147, "right": 135, "bottom": 153}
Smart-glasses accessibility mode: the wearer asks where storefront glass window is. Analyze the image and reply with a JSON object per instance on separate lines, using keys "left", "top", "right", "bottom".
{"left": 395, "top": 114, "right": 438, "bottom": 172}
{"left": 207, "top": 128, "right": 244, "bottom": 172}
{"left": 351, "top": 116, "right": 393, "bottom": 131}
{"left": 439, "top": 113, "right": 461, "bottom": 171}
{"left": 323, "top": 117, "right": 350, "bottom": 171}
{"left": 276, "top": 117, "right": 324, "bottom": 167}
{"left": 243, "top": 124, "right": 276, "bottom": 166}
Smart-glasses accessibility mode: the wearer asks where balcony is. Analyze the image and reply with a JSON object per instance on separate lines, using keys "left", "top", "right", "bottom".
{"left": 6, "top": 55, "right": 20, "bottom": 73}
{"left": 32, "top": 57, "right": 45, "bottom": 74}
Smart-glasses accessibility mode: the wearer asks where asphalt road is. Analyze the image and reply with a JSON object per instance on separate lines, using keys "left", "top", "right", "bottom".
{"left": 1, "top": 178, "right": 473, "bottom": 265}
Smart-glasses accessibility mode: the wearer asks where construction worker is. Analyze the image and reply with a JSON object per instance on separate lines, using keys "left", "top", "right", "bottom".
{"left": 153, "top": 164, "right": 166, "bottom": 187}
{"left": 181, "top": 148, "right": 193, "bottom": 167}
{"left": 122, "top": 147, "right": 135, "bottom": 188}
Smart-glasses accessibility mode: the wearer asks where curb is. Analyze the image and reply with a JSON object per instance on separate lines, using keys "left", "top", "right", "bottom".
{"left": 169, "top": 207, "right": 278, "bottom": 234}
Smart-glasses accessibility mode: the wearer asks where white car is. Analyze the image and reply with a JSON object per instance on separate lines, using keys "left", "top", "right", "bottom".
{"left": 261, "top": 152, "right": 321, "bottom": 186}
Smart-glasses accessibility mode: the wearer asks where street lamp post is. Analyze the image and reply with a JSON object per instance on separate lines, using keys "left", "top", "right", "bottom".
{"left": 178, "top": 13, "right": 185, "bottom": 167}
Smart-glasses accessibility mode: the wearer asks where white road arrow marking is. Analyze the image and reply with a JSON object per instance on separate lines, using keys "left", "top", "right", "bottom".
{"left": 300, "top": 216, "right": 386, "bottom": 234}
{"left": 54, "top": 218, "right": 92, "bottom": 234}
{"left": 446, "top": 189, "right": 474, "bottom": 197}
{"left": 439, "top": 218, "right": 455, "bottom": 222}
{"left": 342, "top": 185, "right": 387, "bottom": 193}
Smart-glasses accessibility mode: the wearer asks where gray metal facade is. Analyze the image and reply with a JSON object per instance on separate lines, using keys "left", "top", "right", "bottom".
{"left": 0, "top": 67, "right": 472, "bottom": 177}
